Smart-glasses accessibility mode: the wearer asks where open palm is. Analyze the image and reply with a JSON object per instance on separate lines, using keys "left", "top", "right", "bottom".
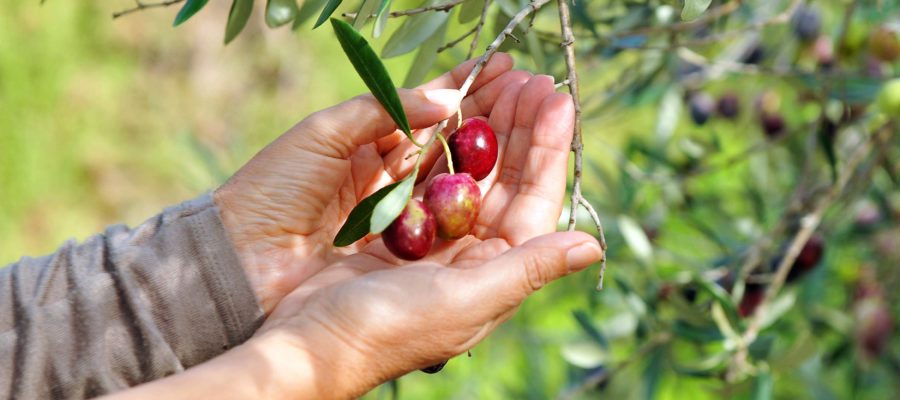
{"left": 214, "top": 54, "right": 577, "bottom": 314}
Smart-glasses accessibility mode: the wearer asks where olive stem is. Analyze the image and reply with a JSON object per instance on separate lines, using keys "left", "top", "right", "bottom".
{"left": 435, "top": 133, "right": 455, "bottom": 174}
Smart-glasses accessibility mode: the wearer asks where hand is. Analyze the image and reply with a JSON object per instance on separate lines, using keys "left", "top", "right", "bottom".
{"left": 106, "top": 62, "right": 603, "bottom": 400}
{"left": 251, "top": 74, "right": 603, "bottom": 398}
{"left": 214, "top": 55, "right": 521, "bottom": 312}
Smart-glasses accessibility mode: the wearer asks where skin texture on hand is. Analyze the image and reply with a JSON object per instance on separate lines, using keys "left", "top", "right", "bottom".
{"left": 214, "top": 54, "right": 520, "bottom": 313}
{"left": 114, "top": 56, "right": 609, "bottom": 399}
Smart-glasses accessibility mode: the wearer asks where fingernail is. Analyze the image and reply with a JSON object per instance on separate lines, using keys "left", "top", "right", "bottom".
{"left": 423, "top": 89, "right": 462, "bottom": 109}
{"left": 566, "top": 242, "right": 602, "bottom": 272}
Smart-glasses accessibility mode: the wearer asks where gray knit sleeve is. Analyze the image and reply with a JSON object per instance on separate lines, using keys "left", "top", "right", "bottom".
{"left": 0, "top": 194, "right": 265, "bottom": 399}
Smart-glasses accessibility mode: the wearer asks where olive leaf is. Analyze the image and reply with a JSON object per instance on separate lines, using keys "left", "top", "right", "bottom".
{"left": 314, "top": 0, "right": 344, "bottom": 29}
{"left": 224, "top": 0, "right": 253, "bottom": 44}
{"left": 331, "top": 18, "right": 413, "bottom": 137}
{"left": 370, "top": 169, "right": 417, "bottom": 233}
{"left": 682, "top": 0, "right": 712, "bottom": 21}
{"left": 403, "top": 20, "right": 447, "bottom": 88}
{"left": 458, "top": 0, "right": 484, "bottom": 23}
{"left": 266, "top": 0, "right": 299, "bottom": 28}
{"left": 381, "top": 4, "right": 449, "bottom": 58}
{"left": 373, "top": 0, "right": 392, "bottom": 38}
{"left": 353, "top": 0, "right": 381, "bottom": 30}
{"left": 293, "top": 0, "right": 329, "bottom": 29}
{"left": 173, "top": 0, "right": 209, "bottom": 26}
{"left": 333, "top": 181, "right": 403, "bottom": 247}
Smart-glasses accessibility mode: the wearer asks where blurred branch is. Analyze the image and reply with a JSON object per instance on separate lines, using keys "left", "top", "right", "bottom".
{"left": 728, "top": 122, "right": 896, "bottom": 381}
{"left": 344, "top": 0, "right": 469, "bottom": 19}
{"left": 617, "top": 0, "right": 742, "bottom": 38}
{"left": 557, "top": 0, "right": 607, "bottom": 290}
{"left": 438, "top": 26, "right": 479, "bottom": 53}
{"left": 467, "top": 0, "right": 492, "bottom": 59}
{"left": 557, "top": 333, "right": 671, "bottom": 400}
{"left": 112, "top": 0, "right": 184, "bottom": 19}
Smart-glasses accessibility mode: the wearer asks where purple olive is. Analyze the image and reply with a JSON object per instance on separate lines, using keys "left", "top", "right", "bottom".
{"left": 688, "top": 92, "right": 715, "bottom": 126}
{"left": 449, "top": 118, "right": 499, "bottom": 181}
{"left": 382, "top": 199, "right": 436, "bottom": 260}
{"left": 424, "top": 173, "right": 481, "bottom": 240}
{"left": 716, "top": 93, "right": 741, "bottom": 119}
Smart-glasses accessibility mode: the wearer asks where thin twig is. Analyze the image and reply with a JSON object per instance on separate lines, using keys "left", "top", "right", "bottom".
{"left": 438, "top": 25, "right": 479, "bottom": 53}
{"left": 343, "top": 0, "right": 468, "bottom": 19}
{"left": 557, "top": 0, "right": 607, "bottom": 290}
{"left": 467, "top": 0, "right": 493, "bottom": 59}
{"left": 728, "top": 123, "right": 895, "bottom": 381}
{"left": 427, "top": 0, "right": 550, "bottom": 155}
{"left": 458, "top": 0, "right": 550, "bottom": 96}
{"left": 112, "top": 0, "right": 184, "bottom": 19}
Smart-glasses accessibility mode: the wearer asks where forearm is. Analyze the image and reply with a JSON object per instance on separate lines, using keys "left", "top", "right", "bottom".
{"left": 0, "top": 194, "right": 265, "bottom": 398}
{"left": 102, "top": 332, "right": 321, "bottom": 400}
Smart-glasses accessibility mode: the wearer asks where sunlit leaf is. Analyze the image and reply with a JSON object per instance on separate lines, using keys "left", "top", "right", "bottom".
{"left": 266, "top": 0, "right": 298, "bottom": 28}
{"left": 331, "top": 18, "right": 413, "bottom": 137}
{"left": 373, "top": 0, "right": 392, "bottom": 37}
{"left": 333, "top": 181, "right": 402, "bottom": 246}
{"left": 353, "top": 0, "right": 381, "bottom": 29}
{"left": 560, "top": 340, "right": 608, "bottom": 368}
{"left": 403, "top": 20, "right": 447, "bottom": 87}
{"left": 314, "top": 0, "right": 344, "bottom": 28}
{"left": 224, "top": 0, "right": 253, "bottom": 44}
{"left": 618, "top": 215, "right": 653, "bottom": 262}
{"left": 381, "top": 1, "right": 449, "bottom": 58}
{"left": 757, "top": 291, "right": 796, "bottom": 331}
{"left": 173, "top": 0, "right": 209, "bottom": 26}
{"left": 458, "top": 0, "right": 484, "bottom": 23}
{"left": 370, "top": 169, "right": 417, "bottom": 233}
{"left": 681, "top": 0, "right": 712, "bottom": 21}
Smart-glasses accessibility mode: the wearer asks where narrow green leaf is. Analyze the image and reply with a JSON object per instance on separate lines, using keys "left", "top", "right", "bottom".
{"left": 173, "top": 0, "right": 209, "bottom": 26}
{"left": 267, "top": 0, "right": 299, "bottom": 28}
{"left": 642, "top": 348, "right": 664, "bottom": 400}
{"left": 751, "top": 370, "right": 773, "bottom": 400}
{"left": 313, "top": 0, "right": 344, "bottom": 29}
{"left": 331, "top": 18, "right": 412, "bottom": 137}
{"left": 224, "top": 0, "right": 254, "bottom": 44}
{"left": 353, "top": 0, "right": 381, "bottom": 29}
{"left": 695, "top": 276, "right": 740, "bottom": 322}
{"left": 294, "top": 0, "right": 330, "bottom": 29}
{"left": 334, "top": 181, "right": 403, "bottom": 246}
{"left": 672, "top": 320, "right": 723, "bottom": 343}
{"left": 373, "top": 0, "right": 392, "bottom": 38}
{"left": 681, "top": 0, "right": 712, "bottom": 21}
{"left": 458, "top": 0, "right": 484, "bottom": 23}
{"left": 381, "top": 3, "right": 449, "bottom": 58}
{"left": 402, "top": 20, "right": 447, "bottom": 88}
{"left": 573, "top": 310, "right": 609, "bottom": 349}
{"left": 370, "top": 170, "right": 417, "bottom": 233}
{"left": 618, "top": 215, "right": 653, "bottom": 263}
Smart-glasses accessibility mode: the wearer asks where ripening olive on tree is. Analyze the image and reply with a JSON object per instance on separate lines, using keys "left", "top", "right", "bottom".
{"left": 791, "top": 5, "right": 822, "bottom": 42}
{"left": 688, "top": 92, "right": 715, "bottom": 126}
{"left": 869, "top": 25, "right": 900, "bottom": 62}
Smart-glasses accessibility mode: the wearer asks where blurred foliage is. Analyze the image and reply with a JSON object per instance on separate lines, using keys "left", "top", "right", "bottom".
{"left": 2, "top": 0, "right": 899, "bottom": 399}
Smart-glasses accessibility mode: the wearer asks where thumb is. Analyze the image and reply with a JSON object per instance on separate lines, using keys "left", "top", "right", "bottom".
{"left": 296, "top": 88, "right": 462, "bottom": 159}
{"left": 472, "top": 231, "right": 603, "bottom": 304}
